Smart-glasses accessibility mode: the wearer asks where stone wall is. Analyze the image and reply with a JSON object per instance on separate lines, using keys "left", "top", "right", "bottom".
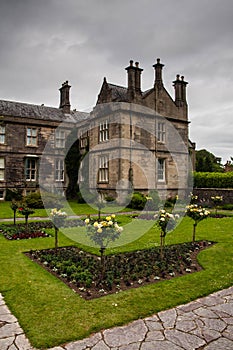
{"left": 193, "top": 188, "right": 233, "bottom": 205}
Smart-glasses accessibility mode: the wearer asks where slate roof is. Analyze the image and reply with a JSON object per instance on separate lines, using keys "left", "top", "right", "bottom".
{"left": 107, "top": 83, "right": 129, "bottom": 102}
{"left": 103, "top": 83, "right": 153, "bottom": 102}
{"left": 0, "top": 100, "right": 90, "bottom": 123}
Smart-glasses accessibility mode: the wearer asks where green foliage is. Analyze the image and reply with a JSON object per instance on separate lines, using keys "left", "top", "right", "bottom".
{"left": 24, "top": 192, "right": 44, "bottom": 208}
{"left": 65, "top": 128, "right": 83, "bottom": 199}
{"left": 195, "top": 149, "right": 223, "bottom": 172}
{"left": 164, "top": 195, "right": 177, "bottom": 208}
{"left": 104, "top": 195, "right": 115, "bottom": 202}
{"left": 185, "top": 205, "right": 210, "bottom": 224}
{"left": 85, "top": 215, "right": 122, "bottom": 249}
{"left": 194, "top": 172, "right": 233, "bottom": 188}
{"left": 5, "top": 188, "right": 23, "bottom": 201}
{"left": 127, "top": 192, "right": 147, "bottom": 210}
{"left": 156, "top": 210, "right": 178, "bottom": 235}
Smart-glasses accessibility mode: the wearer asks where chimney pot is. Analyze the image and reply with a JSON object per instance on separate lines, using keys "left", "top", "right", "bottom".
{"left": 135, "top": 61, "right": 139, "bottom": 67}
{"left": 130, "top": 60, "right": 133, "bottom": 66}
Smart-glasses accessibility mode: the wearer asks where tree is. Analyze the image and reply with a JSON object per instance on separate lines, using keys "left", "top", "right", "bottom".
{"left": 65, "top": 128, "right": 84, "bottom": 199}
{"left": 195, "top": 149, "right": 223, "bottom": 172}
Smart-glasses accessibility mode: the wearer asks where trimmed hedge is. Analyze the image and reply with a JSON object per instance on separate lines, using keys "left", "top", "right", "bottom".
{"left": 194, "top": 172, "right": 233, "bottom": 188}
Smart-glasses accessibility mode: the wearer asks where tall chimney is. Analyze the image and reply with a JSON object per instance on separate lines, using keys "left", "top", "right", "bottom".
{"left": 59, "top": 81, "right": 71, "bottom": 113}
{"left": 135, "top": 61, "right": 143, "bottom": 94}
{"left": 153, "top": 58, "right": 164, "bottom": 86}
{"left": 125, "top": 60, "right": 136, "bottom": 101}
{"left": 125, "top": 60, "right": 143, "bottom": 101}
{"left": 173, "top": 74, "right": 188, "bottom": 107}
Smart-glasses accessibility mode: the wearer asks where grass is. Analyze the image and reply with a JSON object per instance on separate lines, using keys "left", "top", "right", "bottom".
{"left": 0, "top": 214, "right": 233, "bottom": 349}
{"left": 0, "top": 200, "right": 135, "bottom": 219}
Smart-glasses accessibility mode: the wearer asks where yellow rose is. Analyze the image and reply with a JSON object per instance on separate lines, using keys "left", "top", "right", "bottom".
{"left": 97, "top": 228, "right": 102, "bottom": 233}
{"left": 111, "top": 214, "right": 116, "bottom": 218}
{"left": 85, "top": 218, "right": 90, "bottom": 224}
{"left": 93, "top": 221, "right": 99, "bottom": 227}
{"left": 106, "top": 216, "right": 111, "bottom": 221}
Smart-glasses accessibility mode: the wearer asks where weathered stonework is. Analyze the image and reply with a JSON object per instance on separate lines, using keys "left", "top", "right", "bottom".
{"left": 0, "top": 59, "right": 194, "bottom": 201}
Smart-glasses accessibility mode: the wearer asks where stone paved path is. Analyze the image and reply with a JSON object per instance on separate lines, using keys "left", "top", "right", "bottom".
{"left": 1, "top": 286, "right": 233, "bottom": 350}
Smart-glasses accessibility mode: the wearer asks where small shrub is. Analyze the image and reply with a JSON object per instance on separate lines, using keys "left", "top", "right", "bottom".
{"left": 127, "top": 192, "right": 147, "bottom": 210}
{"left": 104, "top": 195, "right": 115, "bottom": 202}
{"left": 24, "top": 192, "right": 44, "bottom": 209}
{"left": 164, "top": 196, "right": 177, "bottom": 208}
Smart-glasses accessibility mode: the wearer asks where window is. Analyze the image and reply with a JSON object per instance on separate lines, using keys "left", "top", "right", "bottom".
{"left": 55, "top": 129, "right": 65, "bottom": 148}
{"left": 157, "top": 158, "right": 165, "bottom": 181}
{"left": 26, "top": 128, "right": 37, "bottom": 146}
{"left": 157, "top": 122, "right": 166, "bottom": 143}
{"left": 25, "top": 158, "right": 37, "bottom": 181}
{"left": 78, "top": 161, "right": 84, "bottom": 182}
{"left": 0, "top": 126, "right": 5, "bottom": 144}
{"left": 99, "top": 120, "right": 109, "bottom": 142}
{"left": 0, "top": 158, "right": 5, "bottom": 181}
{"left": 80, "top": 131, "right": 88, "bottom": 148}
{"left": 98, "top": 155, "right": 109, "bottom": 182}
{"left": 55, "top": 159, "right": 64, "bottom": 181}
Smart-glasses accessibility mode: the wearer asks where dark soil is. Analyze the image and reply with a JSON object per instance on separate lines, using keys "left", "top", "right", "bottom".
{"left": 26, "top": 240, "right": 214, "bottom": 300}
{"left": 0, "top": 219, "right": 85, "bottom": 240}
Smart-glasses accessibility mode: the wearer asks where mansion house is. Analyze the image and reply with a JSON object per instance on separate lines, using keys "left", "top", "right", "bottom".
{"left": 0, "top": 59, "right": 195, "bottom": 201}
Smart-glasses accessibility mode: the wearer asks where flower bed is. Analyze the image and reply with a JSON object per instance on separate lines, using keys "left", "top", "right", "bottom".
{"left": 26, "top": 241, "right": 213, "bottom": 300}
{"left": 0, "top": 223, "right": 51, "bottom": 240}
{"left": 0, "top": 219, "right": 85, "bottom": 240}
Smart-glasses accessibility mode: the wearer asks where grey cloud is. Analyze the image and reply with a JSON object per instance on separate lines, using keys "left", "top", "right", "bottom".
{"left": 0, "top": 0, "right": 232, "bottom": 161}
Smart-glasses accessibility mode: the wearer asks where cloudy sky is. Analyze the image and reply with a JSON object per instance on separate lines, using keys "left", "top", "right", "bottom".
{"left": 0, "top": 0, "right": 232, "bottom": 163}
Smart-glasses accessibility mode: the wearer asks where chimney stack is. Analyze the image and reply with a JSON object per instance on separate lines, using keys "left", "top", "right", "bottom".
{"left": 59, "top": 81, "right": 71, "bottom": 113}
{"left": 173, "top": 74, "right": 188, "bottom": 107}
{"left": 153, "top": 58, "right": 164, "bottom": 86}
{"left": 134, "top": 61, "right": 143, "bottom": 94}
{"left": 125, "top": 60, "right": 143, "bottom": 101}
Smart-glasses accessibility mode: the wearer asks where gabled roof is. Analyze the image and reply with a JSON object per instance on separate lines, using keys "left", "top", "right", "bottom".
{"left": 107, "top": 83, "right": 128, "bottom": 102}
{"left": 0, "top": 100, "right": 89, "bottom": 123}
{"left": 98, "top": 80, "right": 154, "bottom": 103}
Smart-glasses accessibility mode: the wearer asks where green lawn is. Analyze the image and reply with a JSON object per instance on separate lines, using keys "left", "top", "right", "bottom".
{"left": 0, "top": 215, "right": 233, "bottom": 349}
{"left": 0, "top": 200, "right": 135, "bottom": 219}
